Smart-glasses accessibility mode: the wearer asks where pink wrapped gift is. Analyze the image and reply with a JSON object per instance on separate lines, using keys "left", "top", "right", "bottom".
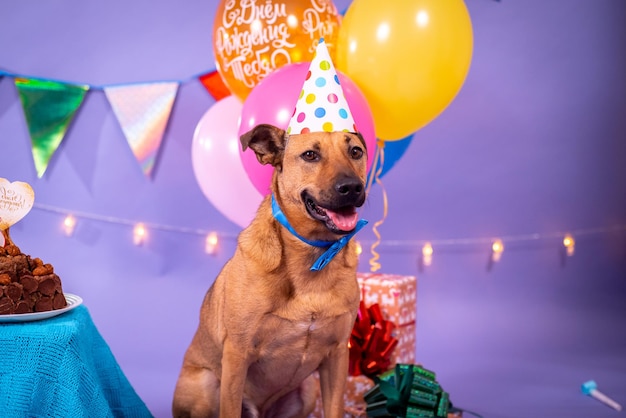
{"left": 357, "top": 273, "right": 417, "bottom": 365}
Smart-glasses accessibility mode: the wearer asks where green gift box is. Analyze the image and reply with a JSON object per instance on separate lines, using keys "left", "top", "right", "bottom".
{"left": 363, "top": 364, "right": 450, "bottom": 418}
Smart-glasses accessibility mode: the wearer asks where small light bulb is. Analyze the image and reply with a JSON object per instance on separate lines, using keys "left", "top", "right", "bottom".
{"left": 133, "top": 223, "right": 147, "bottom": 246}
{"left": 422, "top": 242, "right": 433, "bottom": 266}
{"left": 205, "top": 232, "right": 219, "bottom": 255}
{"left": 63, "top": 214, "right": 77, "bottom": 236}
{"left": 491, "top": 239, "right": 504, "bottom": 262}
{"left": 355, "top": 241, "right": 363, "bottom": 256}
{"left": 563, "top": 234, "right": 575, "bottom": 256}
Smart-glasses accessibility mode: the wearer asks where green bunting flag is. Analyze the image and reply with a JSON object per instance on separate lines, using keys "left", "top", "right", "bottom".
{"left": 15, "top": 78, "right": 89, "bottom": 178}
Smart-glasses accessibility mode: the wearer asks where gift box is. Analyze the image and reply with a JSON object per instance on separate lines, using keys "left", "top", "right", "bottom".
{"left": 364, "top": 364, "right": 459, "bottom": 418}
{"left": 308, "top": 372, "right": 375, "bottom": 417}
{"left": 357, "top": 273, "right": 417, "bottom": 366}
{"left": 307, "top": 370, "right": 461, "bottom": 418}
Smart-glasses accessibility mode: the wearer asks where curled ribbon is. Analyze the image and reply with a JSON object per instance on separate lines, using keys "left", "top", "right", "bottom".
{"left": 349, "top": 301, "right": 398, "bottom": 378}
{"left": 366, "top": 141, "right": 388, "bottom": 273}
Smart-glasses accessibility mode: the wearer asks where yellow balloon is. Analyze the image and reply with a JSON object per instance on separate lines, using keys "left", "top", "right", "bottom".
{"left": 213, "top": 0, "right": 341, "bottom": 102}
{"left": 336, "top": 0, "right": 473, "bottom": 140}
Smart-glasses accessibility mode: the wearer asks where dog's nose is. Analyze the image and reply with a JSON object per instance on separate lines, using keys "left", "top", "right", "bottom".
{"left": 335, "top": 178, "right": 363, "bottom": 197}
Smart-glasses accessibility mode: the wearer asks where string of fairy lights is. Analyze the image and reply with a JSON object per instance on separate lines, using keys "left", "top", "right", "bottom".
{"left": 31, "top": 202, "right": 626, "bottom": 269}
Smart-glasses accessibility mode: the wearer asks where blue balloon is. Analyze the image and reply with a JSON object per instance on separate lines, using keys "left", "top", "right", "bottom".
{"left": 367, "top": 134, "right": 414, "bottom": 184}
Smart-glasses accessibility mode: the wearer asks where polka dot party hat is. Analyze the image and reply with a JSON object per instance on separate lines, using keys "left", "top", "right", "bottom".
{"left": 287, "top": 38, "right": 357, "bottom": 135}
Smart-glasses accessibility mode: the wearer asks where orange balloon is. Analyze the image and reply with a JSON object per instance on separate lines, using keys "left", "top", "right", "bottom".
{"left": 213, "top": 0, "right": 341, "bottom": 101}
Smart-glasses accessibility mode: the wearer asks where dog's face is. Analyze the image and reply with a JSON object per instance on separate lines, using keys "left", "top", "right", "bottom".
{"left": 241, "top": 124, "right": 367, "bottom": 239}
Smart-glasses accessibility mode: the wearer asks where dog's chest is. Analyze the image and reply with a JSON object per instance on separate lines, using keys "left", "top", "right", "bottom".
{"left": 259, "top": 308, "right": 349, "bottom": 348}
{"left": 240, "top": 301, "right": 352, "bottom": 406}
{"left": 250, "top": 300, "right": 354, "bottom": 363}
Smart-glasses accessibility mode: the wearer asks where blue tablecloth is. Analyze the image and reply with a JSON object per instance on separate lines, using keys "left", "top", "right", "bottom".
{"left": 0, "top": 305, "right": 152, "bottom": 418}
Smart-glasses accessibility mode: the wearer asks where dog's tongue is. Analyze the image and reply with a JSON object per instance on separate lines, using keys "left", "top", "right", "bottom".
{"left": 326, "top": 208, "right": 359, "bottom": 232}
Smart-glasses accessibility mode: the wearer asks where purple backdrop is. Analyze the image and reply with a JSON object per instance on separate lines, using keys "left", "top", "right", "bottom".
{"left": 1, "top": 1, "right": 625, "bottom": 417}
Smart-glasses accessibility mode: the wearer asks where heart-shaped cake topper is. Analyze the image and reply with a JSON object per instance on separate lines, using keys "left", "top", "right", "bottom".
{"left": 0, "top": 178, "right": 35, "bottom": 231}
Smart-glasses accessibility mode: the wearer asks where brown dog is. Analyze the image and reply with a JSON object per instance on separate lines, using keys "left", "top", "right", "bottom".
{"left": 172, "top": 124, "right": 368, "bottom": 418}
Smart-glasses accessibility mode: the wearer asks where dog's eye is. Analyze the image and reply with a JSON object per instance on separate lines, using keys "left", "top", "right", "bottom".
{"left": 301, "top": 150, "right": 320, "bottom": 162}
{"left": 350, "top": 146, "right": 364, "bottom": 160}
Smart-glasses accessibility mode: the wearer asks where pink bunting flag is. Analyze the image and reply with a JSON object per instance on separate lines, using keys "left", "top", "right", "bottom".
{"left": 104, "top": 82, "right": 179, "bottom": 177}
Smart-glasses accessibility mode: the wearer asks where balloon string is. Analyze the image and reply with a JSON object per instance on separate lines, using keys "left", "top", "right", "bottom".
{"left": 369, "top": 142, "right": 387, "bottom": 272}
{"left": 365, "top": 143, "right": 382, "bottom": 196}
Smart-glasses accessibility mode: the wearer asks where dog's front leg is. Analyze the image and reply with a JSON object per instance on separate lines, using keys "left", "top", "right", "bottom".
{"left": 318, "top": 342, "right": 349, "bottom": 418}
{"left": 219, "top": 338, "right": 249, "bottom": 418}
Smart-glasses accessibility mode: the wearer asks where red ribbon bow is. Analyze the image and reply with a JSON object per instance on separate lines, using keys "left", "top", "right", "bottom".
{"left": 349, "top": 301, "right": 399, "bottom": 378}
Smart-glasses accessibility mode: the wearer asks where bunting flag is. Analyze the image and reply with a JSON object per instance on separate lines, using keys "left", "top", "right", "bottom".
{"left": 15, "top": 78, "right": 89, "bottom": 178}
{"left": 104, "top": 82, "right": 179, "bottom": 177}
{"left": 198, "top": 71, "right": 231, "bottom": 101}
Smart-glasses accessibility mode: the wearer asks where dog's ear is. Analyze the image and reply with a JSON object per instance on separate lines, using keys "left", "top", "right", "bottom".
{"left": 240, "top": 124, "right": 286, "bottom": 168}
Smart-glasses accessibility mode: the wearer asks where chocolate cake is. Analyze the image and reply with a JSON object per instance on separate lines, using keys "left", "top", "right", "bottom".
{"left": 0, "top": 243, "right": 67, "bottom": 315}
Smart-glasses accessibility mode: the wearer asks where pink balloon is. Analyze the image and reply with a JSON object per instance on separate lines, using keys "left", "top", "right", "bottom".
{"left": 192, "top": 96, "right": 263, "bottom": 228}
{"left": 238, "top": 62, "right": 377, "bottom": 196}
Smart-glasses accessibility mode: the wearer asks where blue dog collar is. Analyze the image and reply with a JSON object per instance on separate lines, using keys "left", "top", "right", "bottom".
{"left": 271, "top": 194, "right": 367, "bottom": 272}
